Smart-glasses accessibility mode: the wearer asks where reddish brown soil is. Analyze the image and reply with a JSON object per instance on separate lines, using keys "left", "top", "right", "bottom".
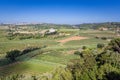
{"left": 58, "top": 36, "right": 88, "bottom": 43}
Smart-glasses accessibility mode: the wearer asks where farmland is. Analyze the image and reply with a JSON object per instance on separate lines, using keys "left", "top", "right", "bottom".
{"left": 0, "top": 24, "right": 119, "bottom": 79}
{"left": 0, "top": 0, "right": 120, "bottom": 79}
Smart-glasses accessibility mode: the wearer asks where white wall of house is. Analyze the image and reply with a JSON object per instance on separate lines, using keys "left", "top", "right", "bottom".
{"left": 49, "top": 28, "right": 56, "bottom": 33}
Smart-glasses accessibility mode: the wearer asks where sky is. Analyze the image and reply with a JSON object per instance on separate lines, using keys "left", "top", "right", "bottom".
{"left": 0, "top": 0, "right": 120, "bottom": 24}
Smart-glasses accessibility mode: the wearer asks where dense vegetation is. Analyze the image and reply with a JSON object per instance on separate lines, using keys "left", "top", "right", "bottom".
{"left": 6, "top": 47, "right": 40, "bottom": 62}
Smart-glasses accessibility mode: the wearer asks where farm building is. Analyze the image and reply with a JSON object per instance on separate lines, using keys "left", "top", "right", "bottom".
{"left": 49, "top": 28, "right": 56, "bottom": 33}
{"left": 47, "top": 28, "right": 57, "bottom": 34}
{"left": 99, "top": 27, "right": 108, "bottom": 31}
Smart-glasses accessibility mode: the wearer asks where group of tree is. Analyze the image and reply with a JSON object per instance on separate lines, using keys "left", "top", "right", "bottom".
{"left": 6, "top": 47, "right": 40, "bottom": 62}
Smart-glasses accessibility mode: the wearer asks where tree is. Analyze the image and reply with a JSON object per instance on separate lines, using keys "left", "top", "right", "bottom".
{"left": 97, "top": 43, "right": 105, "bottom": 49}
{"left": 108, "top": 38, "right": 120, "bottom": 53}
{"left": 6, "top": 50, "right": 21, "bottom": 61}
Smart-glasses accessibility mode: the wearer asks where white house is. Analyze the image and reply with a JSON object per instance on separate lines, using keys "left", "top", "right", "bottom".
{"left": 49, "top": 28, "right": 56, "bottom": 33}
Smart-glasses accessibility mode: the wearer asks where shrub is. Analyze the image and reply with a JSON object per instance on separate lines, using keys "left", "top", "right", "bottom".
{"left": 19, "top": 35, "right": 33, "bottom": 40}
{"left": 101, "top": 37, "right": 107, "bottom": 40}
{"left": 74, "top": 51, "right": 81, "bottom": 55}
{"left": 108, "top": 38, "right": 120, "bottom": 53}
{"left": 21, "top": 47, "right": 40, "bottom": 55}
{"left": 97, "top": 43, "right": 105, "bottom": 49}
{"left": 82, "top": 46, "right": 87, "bottom": 50}
{"left": 95, "top": 36, "right": 99, "bottom": 39}
{"left": 74, "top": 51, "right": 84, "bottom": 58}
{"left": 6, "top": 50, "right": 21, "bottom": 61}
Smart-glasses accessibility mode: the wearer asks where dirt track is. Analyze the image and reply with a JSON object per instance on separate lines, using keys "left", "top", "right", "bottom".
{"left": 58, "top": 36, "right": 88, "bottom": 43}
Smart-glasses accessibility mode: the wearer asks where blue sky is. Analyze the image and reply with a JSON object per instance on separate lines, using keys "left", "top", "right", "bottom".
{"left": 0, "top": 0, "right": 120, "bottom": 24}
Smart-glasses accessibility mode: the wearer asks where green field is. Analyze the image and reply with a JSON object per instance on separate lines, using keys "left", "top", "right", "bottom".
{"left": 0, "top": 29, "right": 118, "bottom": 77}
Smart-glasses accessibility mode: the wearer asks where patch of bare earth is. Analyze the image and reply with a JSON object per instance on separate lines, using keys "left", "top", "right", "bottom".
{"left": 66, "top": 50, "right": 76, "bottom": 54}
{"left": 57, "top": 36, "right": 88, "bottom": 44}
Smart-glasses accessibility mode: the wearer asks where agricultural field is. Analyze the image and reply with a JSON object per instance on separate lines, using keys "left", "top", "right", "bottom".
{"left": 0, "top": 0, "right": 120, "bottom": 79}
{"left": 0, "top": 27, "right": 119, "bottom": 78}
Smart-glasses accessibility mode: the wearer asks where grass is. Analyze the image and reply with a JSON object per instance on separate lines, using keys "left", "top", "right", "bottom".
{"left": 0, "top": 59, "right": 64, "bottom": 77}
{"left": 0, "top": 39, "right": 58, "bottom": 54}
{"left": 34, "top": 51, "right": 80, "bottom": 65}
{"left": 64, "top": 38, "right": 108, "bottom": 47}
{"left": 0, "top": 29, "right": 115, "bottom": 54}
{"left": 0, "top": 48, "right": 67, "bottom": 77}
{"left": 0, "top": 29, "right": 117, "bottom": 77}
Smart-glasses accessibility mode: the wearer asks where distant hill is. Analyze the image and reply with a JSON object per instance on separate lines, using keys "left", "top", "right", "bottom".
{"left": 75, "top": 22, "right": 120, "bottom": 29}
{"left": 0, "top": 22, "right": 120, "bottom": 29}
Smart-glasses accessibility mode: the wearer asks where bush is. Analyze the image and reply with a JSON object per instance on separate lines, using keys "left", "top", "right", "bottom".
{"left": 74, "top": 51, "right": 83, "bottom": 58}
{"left": 19, "top": 35, "right": 33, "bottom": 40}
{"left": 21, "top": 47, "right": 40, "bottom": 55}
{"left": 108, "top": 38, "right": 120, "bottom": 53}
{"left": 101, "top": 37, "right": 107, "bottom": 40}
{"left": 6, "top": 50, "right": 21, "bottom": 61}
{"left": 82, "top": 46, "right": 87, "bottom": 50}
{"left": 74, "top": 51, "right": 81, "bottom": 55}
{"left": 97, "top": 43, "right": 105, "bottom": 49}
{"left": 95, "top": 36, "right": 100, "bottom": 39}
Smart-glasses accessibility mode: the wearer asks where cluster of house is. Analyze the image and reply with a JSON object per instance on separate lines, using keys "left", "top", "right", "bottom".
{"left": 7, "top": 25, "right": 72, "bottom": 38}
{"left": 99, "top": 27, "right": 120, "bottom": 36}
{"left": 99, "top": 27, "right": 108, "bottom": 31}
{"left": 8, "top": 25, "right": 57, "bottom": 36}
